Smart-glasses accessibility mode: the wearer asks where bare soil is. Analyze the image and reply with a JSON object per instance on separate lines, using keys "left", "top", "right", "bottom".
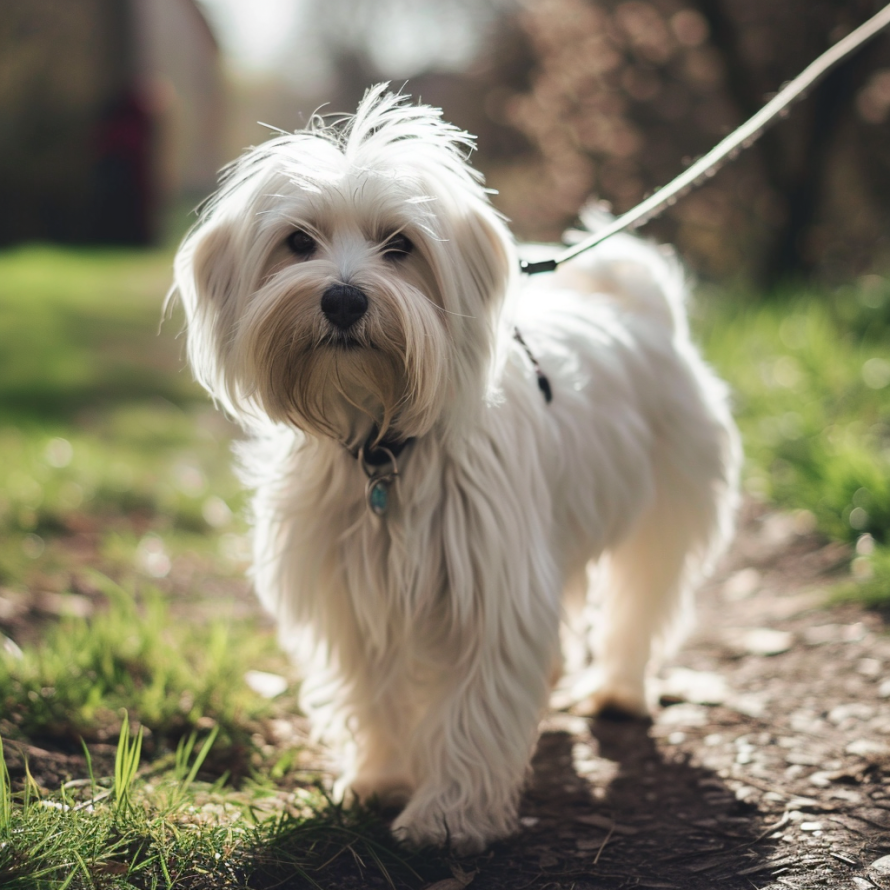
{"left": 317, "top": 499, "right": 890, "bottom": 889}
{"left": 478, "top": 499, "right": 890, "bottom": 890}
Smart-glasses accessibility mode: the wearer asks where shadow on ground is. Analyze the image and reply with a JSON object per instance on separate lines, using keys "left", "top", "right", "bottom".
{"left": 476, "top": 716, "right": 780, "bottom": 890}
{"left": 255, "top": 714, "right": 780, "bottom": 890}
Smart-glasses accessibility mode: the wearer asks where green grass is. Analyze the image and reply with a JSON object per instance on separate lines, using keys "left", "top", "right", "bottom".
{"left": 0, "top": 722, "right": 445, "bottom": 890}
{"left": 699, "top": 275, "right": 890, "bottom": 603}
{"left": 0, "top": 242, "right": 887, "bottom": 886}
{"left": 0, "top": 246, "right": 194, "bottom": 417}
{"left": 0, "top": 576, "right": 270, "bottom": 747}
{"left": 0, "top": 247, "right": 244, "bottom": 594}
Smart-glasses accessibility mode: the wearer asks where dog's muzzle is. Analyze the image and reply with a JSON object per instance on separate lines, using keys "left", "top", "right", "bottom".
{"left": 321, "top": 284, "right": 368, "bottom": 330}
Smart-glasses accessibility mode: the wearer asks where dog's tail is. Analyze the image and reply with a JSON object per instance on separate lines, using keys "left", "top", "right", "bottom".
{"left": 557, "top": 209, "right": 688, "bottom": 335}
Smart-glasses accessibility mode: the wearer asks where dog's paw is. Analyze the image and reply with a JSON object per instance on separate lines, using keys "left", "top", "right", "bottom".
{"left": 338, "top": 771, "right": 415, "bottom": 814}
{"left": 391, "top": 793, "right": 513, "bottom": 855}
{"left": 558, "top": 667, "right": 650, "bottom": 719}
{"left": 571, "top": 679, "right": 650, "bottom": 720}
{"left": 354, "top": 782, "right": 413, "bottom": 814}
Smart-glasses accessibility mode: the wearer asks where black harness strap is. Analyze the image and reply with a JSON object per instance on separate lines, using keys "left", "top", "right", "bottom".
{"left": 513, "top": 327, "right": 553, "bottom": 404}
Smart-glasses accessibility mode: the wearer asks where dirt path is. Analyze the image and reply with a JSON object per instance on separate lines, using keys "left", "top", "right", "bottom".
{"left": 6, "top": 499, "right": 889, "bottom": 888}
{"left": 454, "top": 500, "right": 890, "bottom": 890}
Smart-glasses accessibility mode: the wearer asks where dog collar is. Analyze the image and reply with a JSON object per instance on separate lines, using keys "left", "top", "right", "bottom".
{"left": 345, "top": 333, "right": 548, "bottom": 517}
{"left": 347, "top": 429, "right": 414, "bottom": 517}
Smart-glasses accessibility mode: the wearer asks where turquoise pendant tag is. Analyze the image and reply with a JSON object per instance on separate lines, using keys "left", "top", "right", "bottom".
{"left": 358, "top": 440, "right": 404, "bottom": 518}
{"left": 368, "top": 476, "right": 391, "bottom": 516}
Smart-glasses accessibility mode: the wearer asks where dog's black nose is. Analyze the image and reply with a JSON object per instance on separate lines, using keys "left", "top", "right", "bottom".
{"left": 320, "top": 284, "right": 368, "bottom": 330}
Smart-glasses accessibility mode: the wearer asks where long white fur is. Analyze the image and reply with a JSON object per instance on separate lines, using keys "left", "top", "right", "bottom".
{"left": 172, "top": 84, "right": 740, "bottom": 854}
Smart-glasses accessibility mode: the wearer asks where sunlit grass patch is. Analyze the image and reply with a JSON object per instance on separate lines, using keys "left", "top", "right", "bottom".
{"left": 0, "top": 403, "right": 241, "bottom": 531}
{"left": 0, "top": 574, "right": 280, "bottom": 750}
{"left": 0, "top": 725, "right": 447, "bottom": 890}
{"left": 0, "top": 406, "right": 249, "bottom": 650}
{"left": 0, "top": 723, "right": 254, "bottom": 889}
{"left": 698, "top": 275, "right": 890, "bottom": 604}
{"left": 0, "top": 246, "right": 195, "bottom": 418}
{"left": 0, "top": 244, "right": 245, "bottom": 597}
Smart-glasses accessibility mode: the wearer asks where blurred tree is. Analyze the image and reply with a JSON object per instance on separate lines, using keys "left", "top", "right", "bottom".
{"left": 502, "top": 0, "right": 890, "bottom": 284}
{"left": 0, "top": 0, "right": 133, "bottom": 244}
{"left": 0, "top": 0, "right": 223, "bottom": 247}
{"left": 695, "top": 0, "right": 890, "bottom": 282}
{"left": 247, "top": 0, "right": 890, "bottom": 284}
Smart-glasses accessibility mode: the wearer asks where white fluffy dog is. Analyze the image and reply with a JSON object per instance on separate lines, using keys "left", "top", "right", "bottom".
{"left": 172, "top": 85, "right": 740, "bottom": 854}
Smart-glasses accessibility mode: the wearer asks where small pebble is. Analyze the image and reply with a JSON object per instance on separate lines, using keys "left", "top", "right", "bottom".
{"left": 846, "top": 738, "right": 889, "bottom": 757}
{"left": 857, "top": 657, "right": 882, "bottom": 677}
{"left": 871, "top": 855, "right": 890, "bottom": 874}
{"left": 659, "top": 667, "right": 728, "bottom": 706}
{"left": 723, "top": 567, "right": 761, "bottom": 600}
{"left": 740, "top": 628, "right": 794, "bottom": 656}
{"left": 244, "top": 670, "right": 289, "bottom": 698}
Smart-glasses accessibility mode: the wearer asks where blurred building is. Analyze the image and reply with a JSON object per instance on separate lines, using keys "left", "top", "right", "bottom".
{"left": 0, "top": 0, "right": 224, "bottom": 247}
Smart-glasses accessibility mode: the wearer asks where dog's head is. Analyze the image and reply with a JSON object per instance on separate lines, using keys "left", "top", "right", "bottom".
{"left": 172, "top": 85, "right": 515, "bottom": 446}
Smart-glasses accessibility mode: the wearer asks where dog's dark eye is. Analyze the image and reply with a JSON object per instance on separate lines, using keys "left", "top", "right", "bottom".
{"left": 382, "top": 233, "right": 413, "bottom": 260}
{"left": 287, "top": 230, "right": 317, "bottom": 258}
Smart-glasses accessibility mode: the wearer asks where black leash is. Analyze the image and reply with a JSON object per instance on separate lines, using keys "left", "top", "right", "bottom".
{"left": 520, "top": 4, "right": 890, "bottom": 277}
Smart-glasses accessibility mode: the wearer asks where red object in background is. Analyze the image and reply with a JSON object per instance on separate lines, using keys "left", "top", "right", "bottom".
{"left": 90, "top": 89, "right": 156, "bottom": 245}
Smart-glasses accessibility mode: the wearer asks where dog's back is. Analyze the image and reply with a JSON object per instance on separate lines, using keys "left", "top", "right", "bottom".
{"left": 548, "top": 234, "right": 686, "bottom": 335}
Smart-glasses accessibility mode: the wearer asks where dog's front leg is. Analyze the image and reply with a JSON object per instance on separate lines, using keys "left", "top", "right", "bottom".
{"left": 338, "top": 680, "right": 416, "bottom": 810}
{"left": 391, "top": 620, "right": 557, "bottom": 855}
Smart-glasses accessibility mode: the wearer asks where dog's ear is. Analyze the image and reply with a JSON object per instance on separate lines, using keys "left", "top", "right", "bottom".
{"left": 453, "top": 200, "right": 514, "bottom": 309}
{"left": 172, "top": 219, "right": 242, "bottom": 407}
{"left": 191, "top": 220, "right": 238, "bottom": 307}
{"left": 422, "top": 190, "right": 514, "bottom": 321}
{"left": 420, "top": 192, "right": 517, "bottom": 427}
